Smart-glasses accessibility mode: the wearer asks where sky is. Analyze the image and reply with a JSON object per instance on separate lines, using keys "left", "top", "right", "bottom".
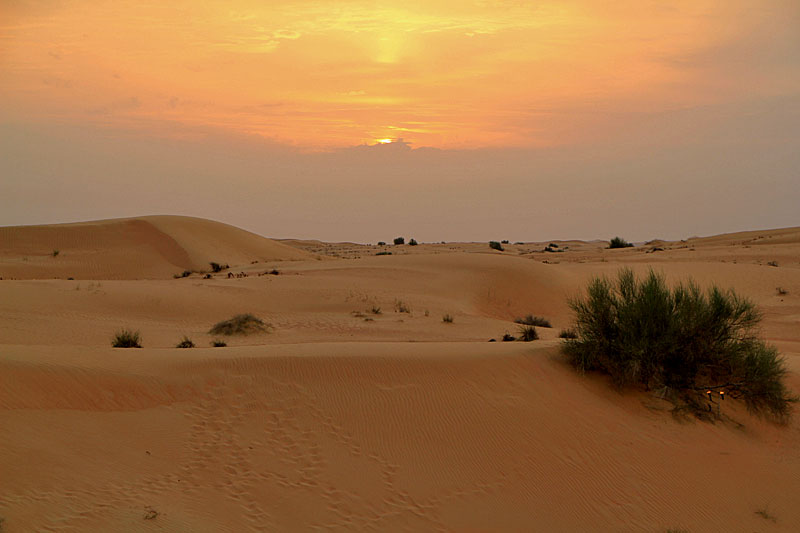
{"left": 1, "top": 0, "right": 799, "bottom": 243}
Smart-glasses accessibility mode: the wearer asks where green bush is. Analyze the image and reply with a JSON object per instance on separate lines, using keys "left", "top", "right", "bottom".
{"left": 409, "top": 238, "right": 418, "bottom": 246}
{"left": 209, "top": 314, "right": 270, "bottom": 336}
{"left": 608, "top": 236, "right": 634, "bottom": 249}
{"left": 112, "top": 329, "right": 142, "bottom": 348}
{"left": 393, "top": 237, "right": 405, "bottom": 245}
{"left": 563, "top": 269, "right": 795, "bottom": 420}
{"left": 489, "top": 241, "right": 504, "bottom": 251}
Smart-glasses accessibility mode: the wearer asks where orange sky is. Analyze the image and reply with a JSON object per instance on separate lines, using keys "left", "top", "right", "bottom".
{"left": 1, "top": 1, "right": 799, "bottom": 242}
{"left": 3, "top": 0, "right": 798, "bottom": 150}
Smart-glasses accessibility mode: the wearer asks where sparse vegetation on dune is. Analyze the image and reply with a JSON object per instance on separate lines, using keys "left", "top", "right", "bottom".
{"left": 176, "top": 336, "right": 195, "bottom": 348}
{"left": 517, "top": 325, "right": 538, "bottom": 341}
{"left": 514, "top": 314, "right": 551, "bottom": 327}
{"left": 209, "top": 262, "right": 229, "bottom": 273}
{"left": 211, "top": 339, "right": 227, "bottom": 347}
{"left": 442, "top": 313, "right": 454, "bottom": 323}
{"left": 563, "top": 268, "right": 795, "bottom": 421}
{"left": 209, "top": 313, "right": 270, "bottom": 336}
{"left": 394, "top": 300, "right": 411, "bottom": 313}
{"left": 112, "top": 329, "right": 142, "bottom": 348}
{"left": 608, "top": 236, "right": 634, "bottom": 249}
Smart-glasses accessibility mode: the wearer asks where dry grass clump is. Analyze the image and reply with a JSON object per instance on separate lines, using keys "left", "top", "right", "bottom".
{"left": 176, "top": 336, "right": 195, "bottom": 348}
{"left": 112, "top": 329, "right": 142, "bottom": 348}
{"left": 517, "top": 325, "right": 539, "bottom": 341}
{"left": 209, "top": 314, "right": 270, "bottom": 336}
{"left": 442, "top": 313, "right": 454, "bottom": 323}
{"left": 514, "top": 314, "right": 552, "bottom": 327}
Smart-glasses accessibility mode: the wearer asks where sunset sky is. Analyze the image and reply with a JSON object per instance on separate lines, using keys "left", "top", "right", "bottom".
{"left": 2, "top": 1, "right": 799, "bottom": 242}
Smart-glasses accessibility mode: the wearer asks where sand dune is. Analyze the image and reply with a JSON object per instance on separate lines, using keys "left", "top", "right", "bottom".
{"left": 1, "top": 218, "right": 799, "bottom": 531}
{"left": 0, "top": 215, "right": 314, "bottom": 280}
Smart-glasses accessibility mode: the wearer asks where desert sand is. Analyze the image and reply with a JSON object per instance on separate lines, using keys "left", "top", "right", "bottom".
{"left": 1, "top": 216, "right": 799, "bottom": 532}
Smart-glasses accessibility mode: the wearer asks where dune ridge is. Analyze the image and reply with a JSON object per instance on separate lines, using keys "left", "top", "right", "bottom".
{"left": 0, "top": 215, "right": 314, "bottom": 280}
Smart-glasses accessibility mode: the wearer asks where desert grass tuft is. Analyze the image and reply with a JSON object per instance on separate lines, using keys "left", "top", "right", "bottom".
{"left": 175, "top": 336, "right": 195, "bottom": 348}
{"left": 517, "top": 325, "right": 539, "bottom": 341}
{"left": 112, "top": 329, "right": 142, "bottom": 348}
{"left": 514, "top": 314, "right": 552, "bottom": 327}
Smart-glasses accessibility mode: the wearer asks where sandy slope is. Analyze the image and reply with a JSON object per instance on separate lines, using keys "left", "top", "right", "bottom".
{"left": 1, "top": 218, "right": 800, "bottom": 532}
{"left": 0, "top": 215, "right": 315, "bottom": 280}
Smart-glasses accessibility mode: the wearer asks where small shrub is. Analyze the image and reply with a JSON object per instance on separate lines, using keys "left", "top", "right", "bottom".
{"left": 377, "top": 241, "right": 386, "bottom": 246}
{"left": 174, "top": 270, "right": 192, "bottom": 278}
{"left": 409, "top": 238, "right": 418, "bottom": 246}
{"left": 502, "top": 333, "right": 516, "bottom": 342}
{"left": 203, "top": 273, "right": 212, "bottom": 279}
{"left": 517, "top": 325, "right": 539, "bottom": 341}
{"left": 776, "top": 287, "right": 788, "bottom": 296}
{"left": 394, "top": 300, "right": 411, "bottom": 313}
{"left": 176, "top": 336, "right": 195, "bottom": 348}
{"left": 563, "top": 268, "right": 795, "bottom": 421}
{"left": 376, "top": 251, "right": 392, "bottom": 256}
{"left": 767, "top": 260, "right": 779, "bottom": 267}
{"left": 371, "top": 306, "right": 382, "bottom": 315}
{"left": 209, "top": 262, "right": 229, "bottom": 273}
{"left": 393, "top": 237, "right": 405, "bottom": 245}
{"left": 501, "top": 240, "right": 509, "bottom": 244}
{"left": 608, "top": 236, "right": 634, "bottom": 249}
{"left": 52, "top": 249, "right": 60, "bottom": 257}
{"left": 514, "top": 315, "right": 552, "bottom": 328}
{"left": 112, "top": 329, "right": 142, "bottom": 348}
{"left": 442, "top": 314, "right": 454, "bottom": 323}
{"left": 558, "top": 328, "right": 578, "bottom": 339}
{"left": 209, "top": 314, "right": 269, "bottom": 336}
{"left": 211, "top": 339, "right": 227, "bottom": 347}
{"left": 489, "top": 241, "right": 504, "bottom": 251}
{"left": 269, "top": 269, "right": 280, "bottom": 275}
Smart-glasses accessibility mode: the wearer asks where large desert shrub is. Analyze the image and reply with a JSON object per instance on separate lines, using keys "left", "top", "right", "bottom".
{"left": 563, "top": 269, "right": 794, "bottom": 420}
{"left": 209, "top": 314, "right": 269, "bottom": 336}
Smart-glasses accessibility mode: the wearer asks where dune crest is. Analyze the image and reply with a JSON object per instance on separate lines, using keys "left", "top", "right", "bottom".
{"left": 0, "top": 215, "right": 314, "bottom": 279}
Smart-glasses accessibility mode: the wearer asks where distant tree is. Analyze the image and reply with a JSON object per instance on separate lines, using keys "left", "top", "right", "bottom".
{"left": 409, "top": 238, "right": 418, "bottom": 246}
{"left": 393, "top": 237, "right": 405, "bottom": 245}
{"left": 489, "top": 241, "right": 504, "bottom": 251}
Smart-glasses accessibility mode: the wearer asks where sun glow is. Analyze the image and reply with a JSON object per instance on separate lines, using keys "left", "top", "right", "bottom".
{"left": 1, "top": 1, "right": 794, "bottom": 150}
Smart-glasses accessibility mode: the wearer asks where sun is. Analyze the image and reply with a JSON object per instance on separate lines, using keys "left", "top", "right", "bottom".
{"left": 377, "top": 138, "right": 393, "bottom": 144}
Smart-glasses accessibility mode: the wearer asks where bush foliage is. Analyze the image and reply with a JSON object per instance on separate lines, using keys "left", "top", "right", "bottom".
{"left": 489, "top": 241, "right": 504, "bottom": 251}
{"left": 563, "top": 269, "right": 794, "bottom": 420}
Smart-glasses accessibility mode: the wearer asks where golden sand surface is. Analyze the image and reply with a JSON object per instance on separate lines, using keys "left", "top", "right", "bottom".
{"left": 1, "top": 217, "right": 799, "bottom": 531}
